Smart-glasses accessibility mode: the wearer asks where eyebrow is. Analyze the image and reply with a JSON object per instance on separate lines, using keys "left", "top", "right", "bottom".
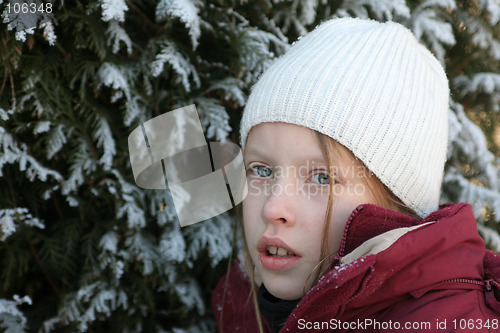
{"left": 244, "top": 148, "right": 327, "bottom": 166}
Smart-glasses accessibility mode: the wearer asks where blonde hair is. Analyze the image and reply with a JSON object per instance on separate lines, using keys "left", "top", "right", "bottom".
{"left": 231, "top": 131, "right": 418, "bottom": 332}
{"left": 311, "top": 133, "right": 419, "bottom": 288}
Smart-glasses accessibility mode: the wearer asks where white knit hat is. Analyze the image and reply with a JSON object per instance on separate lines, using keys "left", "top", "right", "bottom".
{"left": 240, "top": 18, "right": 449, "bottom": 218}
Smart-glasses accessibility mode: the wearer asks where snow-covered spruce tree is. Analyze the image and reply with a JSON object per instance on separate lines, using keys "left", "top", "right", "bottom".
{"left": 0, "top": 0, "right": 498, "bottom": 332}
{"left": 0, "top": 1, "right": 287, "bottom": 331}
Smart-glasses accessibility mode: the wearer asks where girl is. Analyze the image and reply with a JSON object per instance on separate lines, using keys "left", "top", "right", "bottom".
{"left": 212, "top": 18, "right": 500, "bottom": 332}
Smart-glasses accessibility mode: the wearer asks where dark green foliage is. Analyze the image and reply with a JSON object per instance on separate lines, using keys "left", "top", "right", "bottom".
{"left": 0, "top": 0, "right": 498, "bottom": 332}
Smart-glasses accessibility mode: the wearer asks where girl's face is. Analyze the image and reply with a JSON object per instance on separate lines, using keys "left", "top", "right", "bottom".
{"left": 243, "top": 123, "right": 378, "bottom": 300}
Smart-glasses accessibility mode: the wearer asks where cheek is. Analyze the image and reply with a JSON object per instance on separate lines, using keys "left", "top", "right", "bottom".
{"left": 301, "top": 208, "right": 326, "bottom": 235}
{"left": 242, "top": 195, "right": 262, "bottom": 239}
{"left": 298, "top": 203, "right": 330, "bottom": 258}
{"left": 328, "top": 221, "right": 345, "bottom": 254}
{"left": 242, "top": 193, "right": 258, "bottom": 221}
{"left": 326, "top": 201, "right": 353, "bottom": 252}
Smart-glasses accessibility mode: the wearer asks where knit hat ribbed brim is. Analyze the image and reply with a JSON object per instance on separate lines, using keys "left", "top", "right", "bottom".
{"left": 240, "top": 18, "right": 449, "bottom": 218}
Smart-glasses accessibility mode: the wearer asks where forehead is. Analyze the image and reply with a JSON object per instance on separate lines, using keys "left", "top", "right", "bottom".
{"left": 244, "top": 122, "right": 324, "bottom": 163}
{"left": 246, "top": 121, "right": 317, "bottom": 144}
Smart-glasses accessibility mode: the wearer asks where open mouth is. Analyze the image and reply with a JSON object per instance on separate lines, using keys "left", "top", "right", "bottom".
{"left": 258, "top": 238, "right": 300, "bottom": 271}
{"left": 266, "top": 245, "right": 296, "bottom": 258}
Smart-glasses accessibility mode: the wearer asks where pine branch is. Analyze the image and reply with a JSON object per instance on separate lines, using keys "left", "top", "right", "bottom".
{"left": 55, "top": 41, "right": 72, "bottom": 63}
{"left": 27, "top": 239, "right": 62, "bottom": 298}
{"left": 84, "top": 134, "right": 101, "bottom": 166}
{"left": 0, "top": 67, "right": 7, "bottom": 98}
{"left": 127, "top": 1, "right": 165, "bottom": 36}
{"left": 7, "top": 62, "right": 16, "bottom": 110}
{"left": 51, "top": 193, "right": 64, "bottom": 220}
{"left": 5, "top": 177, "right": 17, "bottom": 207}
{"left": 450, "top": 54, "right": 474, "bottom": 77}
{"left": 0, "top": 0, "right": 498, "bottom": 331}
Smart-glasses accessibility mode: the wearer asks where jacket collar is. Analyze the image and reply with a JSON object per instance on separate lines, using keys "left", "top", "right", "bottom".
{"left": 335, "top": 203, "right": 481, "bottom": 262}
{"left": 336, "top": 203, "right": 420, "bottom": 260}
{"left": 282, "top": 203, "right": 487, "bottom": 330}
{"left": 337, "top": 202, "right": 486, "bottom": 309}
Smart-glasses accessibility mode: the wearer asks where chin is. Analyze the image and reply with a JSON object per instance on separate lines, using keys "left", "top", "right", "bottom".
{"left": 263, "top": 276, "right": 304, "bottom": 301}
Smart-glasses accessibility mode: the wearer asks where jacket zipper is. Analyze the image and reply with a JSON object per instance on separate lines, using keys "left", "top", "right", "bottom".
{"left": 441, "top": 278, "right": 500, "bottom": 290}
{"left": 336, "top": 205, "right": 365, "bottom": 258}
{"left": 442, "top": 278, "right": 486, "bottom": 287}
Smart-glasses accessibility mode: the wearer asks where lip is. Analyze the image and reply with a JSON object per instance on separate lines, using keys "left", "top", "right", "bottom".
{"left": 257, "top": 236, "right": 301, "bottom": 272}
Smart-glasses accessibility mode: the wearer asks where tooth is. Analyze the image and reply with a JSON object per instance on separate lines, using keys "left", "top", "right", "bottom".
{"left": 277, "top": 248, "right": 287, "bottom": 256}
{"left": 268, "top": 246, "right": 277, "bottom": 255}
{"left": 287, "top": 251, "right": 293, "bottom": 256}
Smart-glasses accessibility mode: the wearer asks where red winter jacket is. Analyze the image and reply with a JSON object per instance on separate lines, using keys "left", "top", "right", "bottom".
{"left": 212, "top": 203, "right": 500, "bottom": 332}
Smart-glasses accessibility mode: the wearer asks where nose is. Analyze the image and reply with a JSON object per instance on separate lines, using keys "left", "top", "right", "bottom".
{"left": 261, "top": 178, "right": 297, "bottom": 226}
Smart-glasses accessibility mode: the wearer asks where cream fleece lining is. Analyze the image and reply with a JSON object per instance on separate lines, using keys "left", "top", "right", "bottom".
{"left": 340, "top": 222, "right": 435, "bottom": 265}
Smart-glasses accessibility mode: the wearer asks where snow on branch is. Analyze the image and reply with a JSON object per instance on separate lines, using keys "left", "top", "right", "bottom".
{"left": 445, "top": 103, "right": 500, "bottom": 223}
{"left": 479, "top": 0, "right": 500, "bottom": 25}
{"left": 125, "top": 232, "right": 161, "bottom": 275}
{"left": 464, "top": 14, "right": 500, "bottom": 60}
{"left": 448, "top": 103, "right": 499, "bottom": 189}
{"left": 106, "top": 20, "right": 132, "bottom": 54}
{"left": 336, "top": 0, "right": 410, "bottom": 20}
{"left": 59, "top": 282, "right": 128, "bottom": 332}
{"left": 205, "top": 78, "right": 246, "bottom": 107}
{"left": 111, "top": 169, "right": 146, "bottom": 229}
{"left": 156, "top": 0, "right": 201, "bottom": 49}
{"left": 0, "top": 295, "right": 31, "bottom": 333}
{"left": 0, "top": 126, "right": 63, "bottom": 182}
{"left": 46, "top": 124, "right": 68, "bottom": 160}
{"left": 478, "top": 224, "right": 500, "bottom": 252}
{"left": 93, "top": 114, "right": 116, "bottom": 170}
{"left": 236, "top": 27, "right": 285, "bottom": 84}
{"left": 0, "top": 208, "right": 44, "bottom": 242}
{"left": 454, "top": 72, "right": 500, "bottom": 95}
{"left": 194, "top": 97, "right": 231, "bottom": 141}
{"left": 151, "top": 41, "right": 200, "bottom": 92}
{"left": 100, "top": 0, "right": 128, "bottom": 22}
{"left": 410, "top": 9, "right": 455, "bottom": 63}
{"left": 184, "top": 213, "right": 232, "bottom": 267}
{"left": 62, "top": 138, "right": 97, "bottom": 196}
{"left": 173, "top": 277, "right": 205, "bottom": 315}
{"left": 272, "top": 0, "right": 319, "bottom": 36}
{"left": 444, "top": 169, "right": 500, "bottom": 221}
{"left": 160, "top": 223, "right": 186, "bottom": 264}
{"left": 97, "top": 62, "right": 132, "bottom": 101}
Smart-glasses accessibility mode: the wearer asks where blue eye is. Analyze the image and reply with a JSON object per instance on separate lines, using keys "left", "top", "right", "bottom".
{"left": 251, "top": 165, "right": 273, "bottom": 178}
{"left": 311, "top": 172, "right": 330, "bottom": 185}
